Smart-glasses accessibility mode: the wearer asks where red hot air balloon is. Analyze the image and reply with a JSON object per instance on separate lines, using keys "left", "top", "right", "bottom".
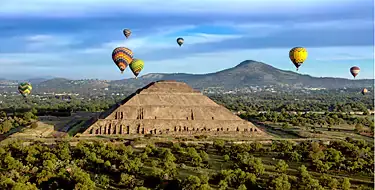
{"left": 350, "top": 66, "right": 360, "bottom": 78}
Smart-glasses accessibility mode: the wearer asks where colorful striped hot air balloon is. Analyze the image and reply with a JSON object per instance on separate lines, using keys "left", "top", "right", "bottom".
{"left": 177, "top": 37, "right": 184, "bottom": 46}
{"left": 18, "top": 82, "right": 32, "bottom": 97}
{"left": 289, "top": 47, "right": 308, "bottom": 71}
{"left": 112, "top": 47, "right": 133, "bottom": 74}
{"left": 350, "top": 66, "right": 360, "bottom": 78}
{"left": 129, "top": 59, "right": 144, "bottom": 78}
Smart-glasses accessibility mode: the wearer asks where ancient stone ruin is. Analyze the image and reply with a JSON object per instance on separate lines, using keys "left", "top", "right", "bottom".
{"left": 82, "top": 80, "right": 266, "bottom": 137}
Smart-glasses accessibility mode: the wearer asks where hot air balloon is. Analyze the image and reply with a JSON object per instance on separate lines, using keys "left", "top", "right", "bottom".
{"left": 289, "top": 47, "right": 308, "bottom": 71}
{"left": 361, "top": 88, "right": 368, "bottom": 95}
{"left": 177, "top": 37, "right": 184, "bottom": 46}
{"left": 350, "top": 66, "right": 360, "bottom": 78}
{"left": 112, "top": 47, "right": 133, "bottom": 74}
{"left": 129, "top": 59, "right": 144, "bottom": 78}
{"left": 18, "top": 82, "right": 32, "bottom": 97}
{"left": 123, "top": 29, "right": 131, "bottom": 39}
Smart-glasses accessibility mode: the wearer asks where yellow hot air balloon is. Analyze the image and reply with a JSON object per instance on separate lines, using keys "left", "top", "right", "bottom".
{"left": 129, "top": 59, "right": 144, "bottom": 78}
{"left": 289, "top": 47, "right": 308, "bottom": 71}
{"left": 361, "top": 88, "right": 368, "bottom": 95}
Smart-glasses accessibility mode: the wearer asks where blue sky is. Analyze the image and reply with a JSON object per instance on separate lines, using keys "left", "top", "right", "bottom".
{"left": 0, "top": 0, "right": 373, "bottom": 80}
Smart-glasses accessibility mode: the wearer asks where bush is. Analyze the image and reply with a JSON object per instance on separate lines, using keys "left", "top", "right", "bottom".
{"left": 30, "top": 122, "right": 38, "bottom": 129}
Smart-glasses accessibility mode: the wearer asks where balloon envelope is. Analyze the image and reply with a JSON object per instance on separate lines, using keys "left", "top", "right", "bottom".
{"left": 289, "top": 47, "right": 308, "bottom": 71}
{"left": 129, "top": 59, "right": 145, "bottom": 77}
{"left": 123, "top": 29, "right": 131, "bottom": 38}
{"left": 361, "top": 88, "right": 368, "bottom": 95}
{"left": 350, "top": 66, "right": 360, "bottom": 78}
{"left": 112, "top": 47, "right": 133, "bottom": 73}
{"left": 177, "top": 38, "right": 184, "bottom": 46}
{"left": 18, "top": 82, "right": 32, "bottom": 97}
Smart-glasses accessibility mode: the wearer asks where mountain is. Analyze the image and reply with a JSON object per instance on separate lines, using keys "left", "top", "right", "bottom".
{"left": 110, "top": 60, "right": 374, "bottom": 89}
{"left": 0, "top": 60, "right": 373, "bottom": 93}
{"left": 35, "top": 78, "right": 110, "bottom": 93}
{"left": 27, "top": 78, "right": 49, "bottom": 85}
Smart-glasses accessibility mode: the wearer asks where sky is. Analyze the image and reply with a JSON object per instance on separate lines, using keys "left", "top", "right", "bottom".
{"left": 0, "top": 0, "right": 374, "bottom": 80}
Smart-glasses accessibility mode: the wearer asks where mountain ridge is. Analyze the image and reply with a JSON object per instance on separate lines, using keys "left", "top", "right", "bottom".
{"left": 0, "top": 60, "right": 373, "bottom": 92}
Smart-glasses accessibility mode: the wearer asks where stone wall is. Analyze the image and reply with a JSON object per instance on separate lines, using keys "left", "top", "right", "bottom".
{"left": 82, "top": 119, "right": 260, "bottom": 136}
{"left": 105, "top": 105, "right": 241, "bottom": 121}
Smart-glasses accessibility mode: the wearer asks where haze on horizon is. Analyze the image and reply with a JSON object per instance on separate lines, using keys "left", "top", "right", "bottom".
{"left": 0, "top": 0, "right": 374, "bottom": 80}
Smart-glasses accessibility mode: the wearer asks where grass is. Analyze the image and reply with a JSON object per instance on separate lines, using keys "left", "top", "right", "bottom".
{"left": 260, "top": 122, "right": 373, "bottom": 143}
{"left": 68, "top": 120, "right": 90, "bottom": 136}
{"left": 138, "top": 146, "right": 374, "bottom": 189}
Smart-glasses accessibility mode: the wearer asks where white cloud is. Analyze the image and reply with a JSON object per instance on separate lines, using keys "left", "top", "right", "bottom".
{"left": 289, "top": 20, "right": 374, "bottom": 30}
{"left": 80, "top": 32, "right": 243, "bottom": 55}
{"left": 0, "top": 52, "right": 66, "bottom": 65}
{"left": 0, "top": 58, "right": 23, "bottom": 65}
{"left": 138, "top": 46, "right": 374, "bottom": 78}
{"left": 314, "top": 55, "right": 374, "bottom": 61}
{"left": 0, "top": 0, "right": 351, "bottom": 16}
{"left": 24, "top": 34, "right": 54, "bottom": 42}
{"left": 20, "top": 34, "right": 79, "bottom": 51}
{"left": 0, "top": 46, "right": 373, "bottom": 80}
{"left": 184, "top": 33, "right": 242, "bottom": 44}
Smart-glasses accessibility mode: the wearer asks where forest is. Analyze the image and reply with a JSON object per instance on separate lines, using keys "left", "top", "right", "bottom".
{"left": 0, "top": 138, "right": 373, "bottom": 190}
{"left": 0, "top": 89, "right": 373, "bottom": 189}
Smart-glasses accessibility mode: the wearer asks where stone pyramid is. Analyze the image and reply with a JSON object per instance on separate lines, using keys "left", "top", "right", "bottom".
{"left": 82, "top": 80, "right": 266, "bottom": 137}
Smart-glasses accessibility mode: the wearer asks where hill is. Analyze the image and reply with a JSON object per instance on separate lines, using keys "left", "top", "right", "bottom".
{"left": 110, "top": 60, "right": 373, "bottom": 89}
{"left": 35, "top": 78, "right": 110, "bottom": 93}
{"left": 0, "top": 60, "right": 373, "bottom": 93}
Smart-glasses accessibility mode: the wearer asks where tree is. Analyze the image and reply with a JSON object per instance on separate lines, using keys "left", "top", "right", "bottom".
{"left": 0, "top": 111, "right": 6, "bottom": 118}
{"left": 269, "top": 174, "right": 291, "bottom": 190}
{"left": 223, "top": 155, "right": 230, "bottom": 162}
{"left": 238, "top": 184, "right": 247, "bottom": 190}
{"left": 198, "top": 184, "right": 213, "bottom": 190}
{"left": 182, "top": 175, "right": 201, "bottom": 190}
{"left": 297, "top": 165, "right": 324, "bottom": 190}
{"left": 199, "top": 150, "right": 209, "bottom": 162}
{"left": 320, "top": 175, "right": 338, "bottom": 190}
{"left": 119, "top": 173, "right": 136, "bottom": 188}
{"left": 341, "top": 178, "right": 351, "bottom": 190}
{"left": 97, "top": 175, "right": 110, "bottom": 188}
{"left": 363, "top": 109, "right": 370, "bottom": 115}
{"left": 327, "top": 178, "right": 339, "bottom": 190}
{"left": 355, "top": 123, "right": 364, "bottom": 133}
{"left": 187, "top": 147, "right": 203, "bottom": 167}
{"left": 236, "top": 154, "right": 265, "bottom": 176}
{"left": 275, "top": 160, "right": 288, "bottom": 173}
{"left": 134, "top": 187, "right": 150, "bottom": 190}
{"left": 282, "top": 123, "right": 291, "bottom": 129}
{"left": 30, "top": 122, "right": 38, "bottom": 129}
{"left": 23, "top": 112, "right": 35, "bottom": 121}
{"left": 218, "top": 180, "right": 228, "bottom": 190}
{"left": 213, "top": 140, "right": 225, "bottom": 153}
{"left": 0, "top": 120, "right": 12, "bottom": 134}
